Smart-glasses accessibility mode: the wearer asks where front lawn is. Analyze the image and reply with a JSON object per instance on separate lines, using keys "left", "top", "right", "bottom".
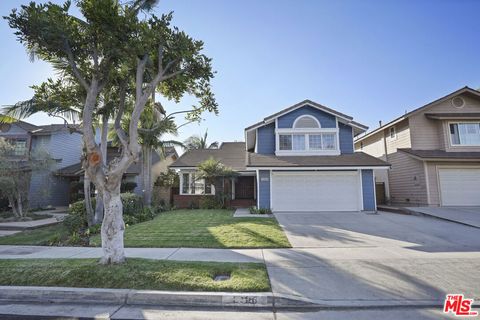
{"left": 91, "top": 209, "right": 291, "bottom": 248}
{"left": 0, "top": 224, "right": 68, "bottom": 245}
{"left": 0, "top": 258, "right": 269, "bottom": 292}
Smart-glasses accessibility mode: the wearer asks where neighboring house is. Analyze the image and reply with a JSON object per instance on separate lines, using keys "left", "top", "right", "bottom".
{"left": 170, "top": 100, "right": 389, "bottom": 212}
{"left": 0, "top": 120, "right": 178, "bottom": 207}
{"left": 56, "top": 144, "right": 178, "bottom": 199}
{"left": 0, "top": 121, "right": 82, "bottom": 208}
{"left": 354, "top": 86, "right": 480, "bottom": 207}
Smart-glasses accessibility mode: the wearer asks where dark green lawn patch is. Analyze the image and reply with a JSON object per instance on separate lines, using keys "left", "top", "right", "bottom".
{"left": 0, "top": 224, "right": 68, "bottom": 246}
{"left": 0, "top": 258, "right": 270, "bottom": 292}
{"left": 91, "top": 209, "right": 291, "bottom": 248}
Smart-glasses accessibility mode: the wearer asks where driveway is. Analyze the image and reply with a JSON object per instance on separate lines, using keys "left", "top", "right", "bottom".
{"left": 407, "top": 206, "right": 480, "bottom": 228}
{"left": 266, "top": 211, "right": 480, "bottom": 307}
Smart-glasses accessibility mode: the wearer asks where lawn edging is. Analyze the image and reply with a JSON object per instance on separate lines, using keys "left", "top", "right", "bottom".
{"left": 0, "top": 286, "right": 316, "bottom": 309}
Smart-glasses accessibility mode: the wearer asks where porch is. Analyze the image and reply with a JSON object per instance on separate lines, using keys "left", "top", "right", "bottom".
{"left": 173, "top": 173, "right": 256, "bottom": 209}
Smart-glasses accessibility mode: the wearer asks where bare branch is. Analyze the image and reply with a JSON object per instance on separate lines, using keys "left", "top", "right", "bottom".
{"left": 176, "top": 120, "right": 195, "bottom": 130}
{"left": 163, "top": 58, "right": 178, "bottom": 75}
{"left": 114, "top": 82, "right": 128, "bottom": 149}
{"left": 161, "top": 69, "right": 185, "bottom": 82}
{"left": 64, "top": 40, "right": 90, "bottom": 91}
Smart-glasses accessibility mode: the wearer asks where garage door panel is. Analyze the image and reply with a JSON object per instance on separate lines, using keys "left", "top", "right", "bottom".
{"left": 439, "top": 168, "right": 480, "bottom": 206}
{"left": 271, "top": 171, "right": 360, "bottom": 212}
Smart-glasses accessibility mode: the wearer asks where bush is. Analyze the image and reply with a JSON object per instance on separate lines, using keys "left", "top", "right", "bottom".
{"left": 249, "top": 207, "right": 272, "bottom": 214}
{"left": 199, "top": 196, "right": 223, "bottom": 209}
{"left": 121, "top": 193, "right": 143, "bottom": 216}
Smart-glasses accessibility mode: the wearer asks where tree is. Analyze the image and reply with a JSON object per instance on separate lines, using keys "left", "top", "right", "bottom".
{"left": 196, "top": 158, "right": 237, "bottom": 207}
{"left": 4, "top": 0, "right": 218, "bottom": 264}
{"left": 0, "top": 137, "right": 55, "bottom": 218}
{"left": 184, "top": 130, "right": 219, "bottom": 150}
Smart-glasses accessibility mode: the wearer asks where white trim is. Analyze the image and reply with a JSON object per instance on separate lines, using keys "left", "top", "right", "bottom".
{"left": 275, "top": 130, "right": 340, "bottom": 155}
{"left": 447, "top": 121, "right": 480, "bottom": 147}
{"left": 269, "top": 170, "right": 272, "bottom": 210}
{"left": 247, "top": 166, "right": 391, "bottom": 170}
{"left": 254, "top": 128, "right": 258, "bottom": 153}
{"left": 358, "top": 170, "right": 364, "bottom": 211}
{"left": 245, "top": 120, "right": 275, "bottom": 133}
{"left": 178, "top": 171, "right": 215, "bottom": 196}
{"left": 292, "top": 115, "right": 321, "bottom": 129}
{"left": 275, "top": 150, "right": 341, "bottom": 156}
{"left": 265, "top": 101, "right": 352, "bottom": 123}
{"left": 372, "top": 170, "right": 377, "bottom": 212}
{"left": 231, "top": 177, "right": 235, "bottom": 200}
{"left": 275, "top": 128, "right": 337, "bottom": 133}
{"left": 255, "top": 169, "right": 260, "bottom": 208}
{"left": 423, "top": 161, "right": 431, "bottom": 205}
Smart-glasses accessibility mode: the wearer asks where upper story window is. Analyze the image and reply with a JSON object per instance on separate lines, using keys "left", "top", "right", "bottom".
{"left": 389, "top": 127, "right": 396, "bottom": 139}
{"left": 276, "top": 115, "right": 339, "bottom": 155}
{"left": 4, "top": 138, "right": 27, "bottom": 156}
{"left": 450, "top": 122, "right": 480, "bottom": 146}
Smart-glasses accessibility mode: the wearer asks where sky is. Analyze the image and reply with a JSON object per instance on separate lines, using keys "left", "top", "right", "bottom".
{"left": 1, "top": 0, "right": 480, "bottom": 147}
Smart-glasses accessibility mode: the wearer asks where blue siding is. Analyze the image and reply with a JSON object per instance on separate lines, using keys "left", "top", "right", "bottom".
{"left": 258, "top": 170, "right": 271, "bottom": 209}
{"left": 257, "top": 123, "right": 276, "bottom": 155}
{"left": 361, "top": 169, "right": 376, "bottom": 211}
{"left": 277, "top": 105, "right": 336, "bottom": 128}
{"left": 339, "top": 123, "right": 354, "bottom": 154}
{"left": 29, "top": 131, "right": 83, "bottom": 208}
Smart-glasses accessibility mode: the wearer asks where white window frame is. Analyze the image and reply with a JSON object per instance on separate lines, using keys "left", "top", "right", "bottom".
{"left": 179, "top": 171, "right": 215, "bottom": 195}
{"left": 292, "top": 115, "right": 321, "bottom": 129}
{"left": 275, "top": 116, "right": 340, "bottom": 156}
{"left": 448, "top": 121, "right": 480, "bottom": 147}
{"left": 389, "top": 126, "right": 396, "bottom": 140}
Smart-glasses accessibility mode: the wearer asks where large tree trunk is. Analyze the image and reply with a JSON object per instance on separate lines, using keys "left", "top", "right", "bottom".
{"left": 99, "top": 184, "right": 125, "bottom": 264}
{"left": 84, "top": 174, "right": 94, "bottom": 227}
{"left": 94, "top": 115, "right": 108, "bottom": 224}
{"left": 141, "top": 145, "right": 152, "bottom": 206}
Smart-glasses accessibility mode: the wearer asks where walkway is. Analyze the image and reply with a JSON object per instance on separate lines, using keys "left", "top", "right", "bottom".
{"left": 0, "top": 207, "right": 68, "bottom": 232}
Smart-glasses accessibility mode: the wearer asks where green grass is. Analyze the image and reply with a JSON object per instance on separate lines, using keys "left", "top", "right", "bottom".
{"left": 92, "top": 209, "right": 291, "bottom": 248}
{"left": 0, "top": 224, "right": 68, "bottom": 245}
{"left": 0, "top": 258, "right": 269, "bottom": 292}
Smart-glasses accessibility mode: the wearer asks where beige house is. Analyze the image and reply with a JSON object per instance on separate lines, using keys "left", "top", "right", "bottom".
{"left": 354, "top": 86, "right": 480, "bottom": 207}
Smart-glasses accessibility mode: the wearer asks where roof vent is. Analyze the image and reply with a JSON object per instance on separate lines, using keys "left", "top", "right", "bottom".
{"left": 451, "top": 96, "right": 465, "bottom": 108}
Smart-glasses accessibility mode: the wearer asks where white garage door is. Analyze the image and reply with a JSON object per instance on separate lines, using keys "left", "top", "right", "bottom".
{"left": 439, "top": 168, "right": 480, "bottom": 206}
{"left": 271, "top": 171, "right": 361, "bottom": 212}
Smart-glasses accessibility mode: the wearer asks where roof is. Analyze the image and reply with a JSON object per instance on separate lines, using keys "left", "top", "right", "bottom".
{"left": 424, "top": 113, "right": 480, "bottom": 120}
{"left": 56, "top": 146, "right": 166, "bottom": 177}
{"left": 247, "top": 152, "right": 390, "bottom": 168}
{"left": 14, "top": 120, "right": 39, "bottom": 132}
{"left": 355, "top": 86, "right": 480, "bottom": 143}
{"left": 399, "top": 148, "right": 480, "bottom": 161}
{"left": 31, "top": 124, "right": 81, "bottom": 135}
{"left": 169, "top": 142, "right": 248, "bottom": 171}
{"left": 244, "top": 99, "right": 368, "bottom": 132}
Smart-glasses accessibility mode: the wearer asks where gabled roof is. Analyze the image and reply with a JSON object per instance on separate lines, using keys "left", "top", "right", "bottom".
{"left": 399, "top": 148, "right": 480, "bottom": 161}
{"left": 355, "top": 86, "right": 480, "bottom": 143}
{"left": 244, "top": 99, "right": 368, "bottom": 132}
{"left": 169, "top": 142, "right": 247, "bottom": 171}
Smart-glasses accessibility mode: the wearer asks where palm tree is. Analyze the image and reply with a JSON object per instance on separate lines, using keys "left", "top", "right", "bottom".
{"left": 184, "top": 130, "right": 219, "bottom": 150}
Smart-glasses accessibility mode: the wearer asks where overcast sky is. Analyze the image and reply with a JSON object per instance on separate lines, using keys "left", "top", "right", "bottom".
{"left": 1, "top": 0, "right": 480, "bottom": 148}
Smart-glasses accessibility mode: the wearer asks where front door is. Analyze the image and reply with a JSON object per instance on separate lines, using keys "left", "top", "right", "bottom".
{"left": 235, "top": 176, "right": 255, "bottom": 199}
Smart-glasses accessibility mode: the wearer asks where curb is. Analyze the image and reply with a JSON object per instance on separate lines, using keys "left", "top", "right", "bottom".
{"left": 0, "top": 286, "right": 473, "bottom": 310}
{"left": 0, "top": 286, "right": 316, "bottom": 309}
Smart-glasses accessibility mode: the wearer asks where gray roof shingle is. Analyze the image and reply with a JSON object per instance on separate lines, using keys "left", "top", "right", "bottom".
{"left": 399, "top": 148, "right": 480, "bottom": 160}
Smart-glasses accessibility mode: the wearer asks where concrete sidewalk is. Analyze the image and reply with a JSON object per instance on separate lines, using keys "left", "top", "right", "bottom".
{"left": 0, "top": 245, "right": 263, "bottom": 263}
{"left": 0, "top": 207, "right": 68, "bottom": 232}
{"left": 406, "top": 206, "right": 480, "bottom": 228}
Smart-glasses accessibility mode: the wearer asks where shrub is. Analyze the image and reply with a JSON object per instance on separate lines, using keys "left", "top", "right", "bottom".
{"left": 121, "top": 193, "right": 143, "bottom": 216}
{"left": 249, "top": 207, "right": 272, "bottom": 214}
{"left": 199, "top": 196, "right": 223, "bottom": 209}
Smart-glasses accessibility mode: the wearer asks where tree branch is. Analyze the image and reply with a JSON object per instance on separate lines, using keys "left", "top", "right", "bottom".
{"left": 64, "top": 40, "right": 90, "bottom": 91}
{"left": 114, "top": 82, "right": 128, "bottom": 150}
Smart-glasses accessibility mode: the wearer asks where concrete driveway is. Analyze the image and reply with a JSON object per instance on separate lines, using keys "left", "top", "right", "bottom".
{"left": 407, "top": 206, "right": 480, "bottom": 228}
{"left": 266, "top": 211, "right": 480, "bottom": 307}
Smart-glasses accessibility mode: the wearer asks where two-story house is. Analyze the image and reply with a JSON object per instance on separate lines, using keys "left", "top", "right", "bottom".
{"left": 170, "top": 100, "right": 389, "bottom": 212}
{"left": 354, "top": 86, "right": 480, "bottom": 207}
{"left": 0, "top": 121, "right": 82, "bottom": 208}
{"left": 1, "top": 120, "right": 179, "bottom": 208}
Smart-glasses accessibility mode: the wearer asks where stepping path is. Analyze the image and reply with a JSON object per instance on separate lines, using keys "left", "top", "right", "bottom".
{"left": 0, "top": 207, "right": 68, "bottom": 232}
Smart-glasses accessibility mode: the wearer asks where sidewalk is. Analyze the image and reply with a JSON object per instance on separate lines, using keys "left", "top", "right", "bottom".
{"left": 0, "top": 245, "right": 263, "bottom": 263}
{"left": 0, "top": 207, "right": 68, "bottom": 232}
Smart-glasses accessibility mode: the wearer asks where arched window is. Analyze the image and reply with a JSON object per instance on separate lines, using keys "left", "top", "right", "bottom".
{"left": 293, "top": 115, "right": 320, "bottom": 129}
